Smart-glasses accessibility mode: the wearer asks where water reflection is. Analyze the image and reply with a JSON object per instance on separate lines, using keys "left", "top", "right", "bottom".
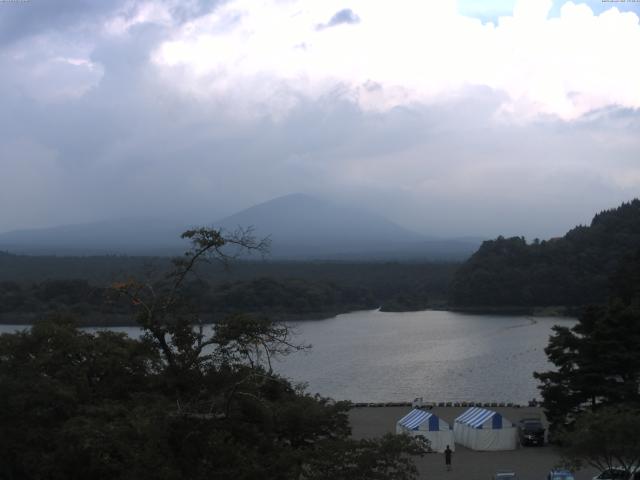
{"left": 0, "top": 309, "right": 574, "bottom": 403}
{"left": 275, "top": 309, "right": 574, "bottom": 404}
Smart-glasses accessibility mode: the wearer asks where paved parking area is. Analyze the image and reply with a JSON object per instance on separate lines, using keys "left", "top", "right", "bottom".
{"left": 348, "top": 406, "right": 597, "bottom": 480}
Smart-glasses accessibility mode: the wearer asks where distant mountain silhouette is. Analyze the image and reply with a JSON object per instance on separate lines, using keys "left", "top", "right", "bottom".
{"left": 0, "top": 218, "right": 188, "bottom": 255}
{"left": 215, "top": 194, "right": 480, "bottom": 259}
{"left": 215, "top": 193, "right": 416, "bottom": 254}
{"left": 0, "top": 194, "right": 481, "bottom": 259}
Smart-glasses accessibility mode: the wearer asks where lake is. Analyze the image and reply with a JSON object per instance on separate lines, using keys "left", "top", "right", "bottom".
{"left": 276, "top": 309, "right": 574, "bottom": 404}
{"left": 0, "top": 309, "right": 574, "bottom": 404}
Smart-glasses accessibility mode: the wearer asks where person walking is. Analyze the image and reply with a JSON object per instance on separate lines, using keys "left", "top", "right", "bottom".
{"left": 444, "top": 445, "right": 452, "bottom": 471}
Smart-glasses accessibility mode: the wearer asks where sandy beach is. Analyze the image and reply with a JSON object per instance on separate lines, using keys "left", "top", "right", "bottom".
{"left": 349, "top": 406, "right": 598, "bottom": 480}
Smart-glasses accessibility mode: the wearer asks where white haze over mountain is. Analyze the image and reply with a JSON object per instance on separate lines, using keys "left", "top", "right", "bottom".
{"left": 0, "top": 0, "right": 639, "bottom": 240}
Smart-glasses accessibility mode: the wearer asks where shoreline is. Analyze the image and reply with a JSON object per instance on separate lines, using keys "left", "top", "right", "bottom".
{"left": 0, "top": 308, "right": 364, "bottom": 327}
{"left": 0, "top": 305, "right": 577, "bottom": 327}
{"left": 351, "top": 400, "right": 537, "bottom": 409}
{"left": 446, "top": 305, "right": 580, "bottom": 317}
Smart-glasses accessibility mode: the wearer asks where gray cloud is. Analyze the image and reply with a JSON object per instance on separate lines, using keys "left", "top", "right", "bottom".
{"left": 316, "top": 8, "right": 360, "bottom": 30}
{"left": 0, "top": 0, "right": 639, "bottom": 241}
{"left": 0, "top": 0, "right": 122, "bottom": 47}
{"left": 328, "top": 8, "right": 360, "bottom": 26}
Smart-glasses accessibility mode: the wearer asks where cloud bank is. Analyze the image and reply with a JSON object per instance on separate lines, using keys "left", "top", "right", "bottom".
{"left": 154, "top": 0, "right": 640, "bottom": 120}
{"left": 0, "top": 0, "right": 638, "bottom": 239}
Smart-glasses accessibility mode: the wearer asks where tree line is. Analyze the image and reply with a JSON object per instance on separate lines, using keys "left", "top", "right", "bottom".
{"left": 450, "top": 199, "right": 640, "bottom": 308}
{"left": 0, "top": 261, "right": 456, "bottom": 325}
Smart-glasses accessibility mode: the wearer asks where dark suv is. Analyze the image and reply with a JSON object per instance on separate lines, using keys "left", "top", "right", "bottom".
{"left": 518, "top": 418, "right": 545, "bottom": 446}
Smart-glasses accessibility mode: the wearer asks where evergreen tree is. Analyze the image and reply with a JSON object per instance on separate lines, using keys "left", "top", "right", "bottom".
{"left": 535, "top": 249, "right": 640, "bottom": 434}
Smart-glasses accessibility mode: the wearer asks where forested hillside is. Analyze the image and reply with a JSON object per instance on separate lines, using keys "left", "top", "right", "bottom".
{"left": 450, "top": 199, "right": 640, "bottom": 308}
{"left": 0, "top": 257, "right": 456, "bottom": 325}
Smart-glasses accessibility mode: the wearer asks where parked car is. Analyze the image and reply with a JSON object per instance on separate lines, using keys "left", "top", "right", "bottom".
{"left": 493, "top": 470, "right": 518, "bottom": 480}
{"left": 548, "top": 469, "right": 575, "bottom": 480}
{"left": 518, "top": 417, "right": 545, "bottom": 446}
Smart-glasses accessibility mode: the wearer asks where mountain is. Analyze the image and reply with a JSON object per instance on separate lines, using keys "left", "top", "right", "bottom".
{"left": 450, "top": 199, "right": 640, "bottom": 308}
{"left": 215, "top": 193, "right": 417, "bottom": 256}
{"left": 0, "top": 218, "right": 188, "bottom": 255}
{"left": 215, "top": 193, "right": 480, "bottom": 259}
{"left": 0, "top": 194, "right": 481, "bottom": 259}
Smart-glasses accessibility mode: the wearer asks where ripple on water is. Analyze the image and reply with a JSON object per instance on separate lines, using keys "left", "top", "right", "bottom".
{"left": 0, "top": 310, "right": 574, "bottom": 404}
{"left": 275, "top": 309, "right": 575, "bottom": 403}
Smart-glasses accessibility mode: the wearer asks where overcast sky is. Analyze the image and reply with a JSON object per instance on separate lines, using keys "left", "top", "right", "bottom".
{"left": 1, "top": 0, "right": 639, "bottom": 239}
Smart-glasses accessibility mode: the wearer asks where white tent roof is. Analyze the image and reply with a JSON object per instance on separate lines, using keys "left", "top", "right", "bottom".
{"left": 397, "top": 409, "right": 454, "bottom": 452}
{"left": 455, "top": 407, "right": 509, "bottom": 429}
{"left": 398, "top": 409, "right": 444, "bottom": 431}
{"left": 454, "top": 407, "right": 517, "bottom": 451}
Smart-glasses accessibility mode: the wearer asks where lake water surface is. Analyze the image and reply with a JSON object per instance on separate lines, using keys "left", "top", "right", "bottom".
{"left": 276, "top": 309, "right": 574, "bottom": 404}
{"left": 0, "top": 309, "right": 574, "bottom": 404}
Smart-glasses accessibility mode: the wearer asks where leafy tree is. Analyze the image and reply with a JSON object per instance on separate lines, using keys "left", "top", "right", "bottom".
{"left": 301, "top": 434, "right": 424, "bottom": 480}
{"left": 0, "top": 227, "right": 424, "bottom": 480}
{"left": 0, "top": 315, "right": 164, "bottom": 479}
{"left": 558, "top": 406, "right": 640, "bottom": 474}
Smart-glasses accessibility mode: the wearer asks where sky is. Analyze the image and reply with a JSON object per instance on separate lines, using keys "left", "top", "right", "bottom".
{"left": 0, "top": 0, "right": 639, "bottom": 239}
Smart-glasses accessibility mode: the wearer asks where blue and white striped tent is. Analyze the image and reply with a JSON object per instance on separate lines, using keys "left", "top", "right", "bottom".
{"left": 453, "top": 407, "right": 517, "bottom": 451}
{"left": 396, "top": 409, "right": 454, "bottom": 452}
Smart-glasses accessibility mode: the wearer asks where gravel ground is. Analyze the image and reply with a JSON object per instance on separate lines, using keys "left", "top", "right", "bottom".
{"left": 348, "top": 406, "right": 598, "bottom": 480}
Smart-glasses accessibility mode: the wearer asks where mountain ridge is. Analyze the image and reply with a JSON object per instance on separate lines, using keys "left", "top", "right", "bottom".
{"left": 0, "top": 194, "right": 481, "bottom": 260}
